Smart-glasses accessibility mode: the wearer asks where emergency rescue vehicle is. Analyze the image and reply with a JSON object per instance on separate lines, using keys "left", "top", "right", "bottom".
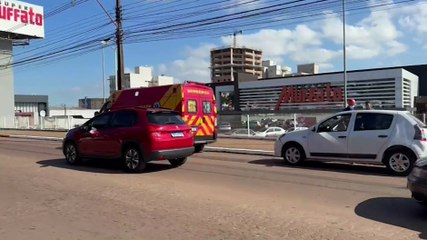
{"left": 100, "top": 82, "right": 217, "bottom": 152}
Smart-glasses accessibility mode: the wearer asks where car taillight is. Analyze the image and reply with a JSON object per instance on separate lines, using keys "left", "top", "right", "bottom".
{"left": 414, "top": 125, "right": 427, "bottom": 141}
{"left": 151, "top": 132, "right": 161, "bottom": 137}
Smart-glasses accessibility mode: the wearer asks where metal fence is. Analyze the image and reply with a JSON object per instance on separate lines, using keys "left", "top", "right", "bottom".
{"left": 3, "top": 112, "right": 427, "bottom": 133}
{"left": 4, "top": 116, "right": 90, "bottom": 130}
{"left": 218, "top": 112, "right": 427, "bottom": 137}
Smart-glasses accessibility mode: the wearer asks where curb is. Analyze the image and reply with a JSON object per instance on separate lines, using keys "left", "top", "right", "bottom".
{"left": 0, "top": 134, "right": 275, "bottom": 157}
{"left": 205, "top": 146, "right": 274, "bottom": 157}
{"left": 0, "top": 134, "right": 63, "bottom": 141}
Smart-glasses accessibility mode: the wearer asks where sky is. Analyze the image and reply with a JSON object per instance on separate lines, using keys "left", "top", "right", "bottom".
{"left": 5, "top": 0, "right": 427, "bottom": 107}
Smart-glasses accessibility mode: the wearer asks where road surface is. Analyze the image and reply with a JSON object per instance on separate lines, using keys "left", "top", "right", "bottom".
{"left": 0, "top": 138, "right": 425, "bottom": 240}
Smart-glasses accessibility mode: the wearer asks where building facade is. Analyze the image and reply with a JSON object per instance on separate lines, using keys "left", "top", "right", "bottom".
{"left": 78, "top": 98, "right": 104, "bottom": 109}
{"left": 109, "top": 66, "right": 174, "bottom": 95}
{"left": 14, "top": 95, "right": 49, "bottom": 128}
{"left": 211, "top": 68, "right": 418, "bottom": 113}
{"left": 0, "top": 39, "right": 14, "bottom": 128}
{"left": 210, "top": 47, "right": 263, "bottom": 83}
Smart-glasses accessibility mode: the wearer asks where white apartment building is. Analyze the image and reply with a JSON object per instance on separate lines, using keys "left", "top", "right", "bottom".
{"left": 109, "top": 66, "right": 174, "bottom": 95}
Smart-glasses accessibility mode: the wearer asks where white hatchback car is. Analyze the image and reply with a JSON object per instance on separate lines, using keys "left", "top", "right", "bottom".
{"left": 274, "top": 110, "right": 427, "bottom": 175}
{"left": 256, "top": 127, "right": 287, "bottom": 137}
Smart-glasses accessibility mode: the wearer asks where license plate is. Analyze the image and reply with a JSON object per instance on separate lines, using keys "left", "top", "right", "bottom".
{"left": 191, "top": 127, "right": 198, "bottom": 132}
{"left": 171, "top": 132, "right": 184, "bottom": 138}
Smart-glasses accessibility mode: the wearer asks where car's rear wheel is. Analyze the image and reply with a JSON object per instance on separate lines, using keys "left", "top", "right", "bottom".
{"left": 282, "top": 144, "right": 305, "bottom": 165}
{"left": 194, "top": 144, "right": 204, "bottom": 153}
{"left": 123, "top": 146, "right": 146, "bottom": 173}
{"left": 168, "top": 157, "right": 187, "bottom": 167}
{"left": 385, "top": 150, "right": 415, "bottom": 176}
{"left": 64, "top": 142, "right": 81, "bottom": 165}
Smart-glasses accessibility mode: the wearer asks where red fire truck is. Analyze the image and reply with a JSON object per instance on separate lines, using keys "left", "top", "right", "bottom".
{"left": 100, "top": 82, "right": 217, "bottom": 152}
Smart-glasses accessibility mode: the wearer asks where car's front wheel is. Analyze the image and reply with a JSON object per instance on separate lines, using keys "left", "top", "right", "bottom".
{"left": 123, "top": 146, "right": 146, "bottom": 173}
{"left": 64, "top": 142, "right": 81, "bottom": 165}
{"left": 168, "top": 157, "right": 187, "bottom": 167}
{"left": 385, "top": 150, "right": 415, "bottom": 176}
{"left": 282, "top": 144, "right": 305, "bottom": 165}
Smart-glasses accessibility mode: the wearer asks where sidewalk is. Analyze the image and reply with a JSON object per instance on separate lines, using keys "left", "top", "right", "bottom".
{"left": 0, "top": 129, "right": 275, "bottom": 156}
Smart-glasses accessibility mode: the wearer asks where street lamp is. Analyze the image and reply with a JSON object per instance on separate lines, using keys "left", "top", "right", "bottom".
{"left": 101, "top": 38, "right": 111, "bottom": 103}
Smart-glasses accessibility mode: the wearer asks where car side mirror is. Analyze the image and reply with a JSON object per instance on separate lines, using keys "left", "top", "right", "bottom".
{"left": 311, "top": 126, "right": 316, "bottom": 132}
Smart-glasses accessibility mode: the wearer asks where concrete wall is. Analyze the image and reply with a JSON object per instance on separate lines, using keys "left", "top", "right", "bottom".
{"left": 0, "top": 39, "right": 14, "bottom": 128}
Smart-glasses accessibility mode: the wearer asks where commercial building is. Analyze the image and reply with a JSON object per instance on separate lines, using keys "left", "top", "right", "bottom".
{"left": 14, "top": 95, "right": 48, "bottom": 128}
{"left": 109, "top": 66, "right": 174, "bottom": 95}
{"left": 0, "top": 0, "right": 44, "bottom": 128}
{"left": 210, "top": 67, "right": 418, "bottom": 113}
{"left": 210, "top": 47, "right": 263, "bottom": 83}
{"left": 78, "top": 98, "right": 104, "bottom": 109}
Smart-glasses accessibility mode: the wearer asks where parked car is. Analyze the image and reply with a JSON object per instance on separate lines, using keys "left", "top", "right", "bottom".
{"left": 62, "top": 107, "right": 194, "bottom": 172}
{"left": 229, "top": 128, "right": 257, "bottom": 137}
{"left": 287, "top": 126, "right": 309, "bottom": 132}
{"left": 274, "top": 110, "right": 427, "bottom": 175}
{"left": 256, "top": 127, "right": 287, "bottom": 137}
{"left": 218, "top": 122, "right": 232, "bottom": 132}
{"left": 407, "top": 157, "right": 427, "bottom": 205}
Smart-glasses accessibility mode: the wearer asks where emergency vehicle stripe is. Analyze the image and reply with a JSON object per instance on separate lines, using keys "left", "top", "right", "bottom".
{"left": 204, "top": 116, "right": 214, "bottom": 132}
{"left": 200, "top": 122, "right": 210, "bottom": 135}
{"left": 183, "top": 115, "right": 188, "bottom": 122}
{"left": 188, "top": 115, "right": 197, "bottom": 125}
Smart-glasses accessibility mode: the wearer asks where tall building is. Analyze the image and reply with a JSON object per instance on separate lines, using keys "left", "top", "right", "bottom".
{"left": 78, "top": 98, "right": 104, "bottom": 109}
{"left": 109, "top": 66, "right": 174, "bottom": 95}
{"left": 210, "top": 47, "right": 263, "bottom": 83}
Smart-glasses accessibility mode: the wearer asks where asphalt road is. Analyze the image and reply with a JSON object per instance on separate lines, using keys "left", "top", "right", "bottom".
{"left": 0, "top": 138, "right": 426, "bottom": 240}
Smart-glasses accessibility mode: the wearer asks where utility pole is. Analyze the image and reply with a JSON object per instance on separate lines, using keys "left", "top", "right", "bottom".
{"left": 116, "top": 0, "right": 125, "bottom": 90}
{"left": 342, "top": 0, "right": 347, "bottom": 107}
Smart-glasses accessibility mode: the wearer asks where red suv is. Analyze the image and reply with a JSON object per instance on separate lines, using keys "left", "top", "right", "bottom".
{"left": 62, "top": 107, "right": 194, "bottom": 172}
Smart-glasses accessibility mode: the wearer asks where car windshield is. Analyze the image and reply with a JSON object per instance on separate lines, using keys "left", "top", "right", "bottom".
{"left": 147, "top": 112, "right": 185, "bottom": 125}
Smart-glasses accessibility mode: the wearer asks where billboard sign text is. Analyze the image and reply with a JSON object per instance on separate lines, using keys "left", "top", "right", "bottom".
{"left": 0, "top": 0, "right": 44, "bottom": 38}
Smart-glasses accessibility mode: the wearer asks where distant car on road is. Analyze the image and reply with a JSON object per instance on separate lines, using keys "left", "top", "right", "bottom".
{"left": 229, "top": 128, "right": 257, "bottom": 137}
{"left": 63, "top": 107, "right": 194, "bottom": 172}
{"left": 256, "top": 127, "right": 287, "bottom": 137}
{"left": 407, "top": 157, "right": 427, "bottom": 205}
{"left": 287, "top": 127, "right": 309, "bottom": 132}
{"left": 218, "top": 122, "right": 232, "bottom": 132}
{"left": 274, "top": 110, "right": 427, "bottom": 175}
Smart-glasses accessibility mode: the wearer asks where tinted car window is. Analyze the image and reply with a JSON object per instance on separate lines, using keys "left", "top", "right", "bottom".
{"left": 112, "top": 111, "right": 137, "bottom": 128}
{"left": 354, "top": 113, "right": 393, "bottom": 131}
{"left": 148, "top": 112, "right": 185, "bottom": 125}
{"left": 318, "top": 114, "right": 351, "bottom": 132}
{"left": 91, "top": 113, "right": 111, "bottom": 129}
{"left": 203, "top": 101, "right": 212, "bottom": 114}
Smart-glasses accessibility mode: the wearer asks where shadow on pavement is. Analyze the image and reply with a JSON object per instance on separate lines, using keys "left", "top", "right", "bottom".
{"left": 37, "top": 158, "right": 174, "bottom": 174}
{"left": 248, "top": 159, "right": 396, "bottom": 177}
{"left": 355, "top": 197, "right": 427, "bottom": 239}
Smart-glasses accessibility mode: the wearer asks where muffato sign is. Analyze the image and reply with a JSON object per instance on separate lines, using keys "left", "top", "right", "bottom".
{"left": 0, "top": 0, "right": 44, "bottom": 38}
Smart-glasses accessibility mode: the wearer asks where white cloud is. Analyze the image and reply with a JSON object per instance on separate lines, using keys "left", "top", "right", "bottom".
{"left": 226, "top": 0, "right": 266, "bottom": 13}
{"left": 161, "top": 1, "right": 427, "bottom": 78}
{"left": 159, "top": 44, "right": 216, "bottom": 83}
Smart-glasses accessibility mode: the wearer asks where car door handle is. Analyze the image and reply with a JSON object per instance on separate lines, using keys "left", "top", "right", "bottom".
{"left": 378, "top": 135, "right": 388, "bottom": 138}
{"left": 338, "top": 136, "right": 346, "bottom": 139}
